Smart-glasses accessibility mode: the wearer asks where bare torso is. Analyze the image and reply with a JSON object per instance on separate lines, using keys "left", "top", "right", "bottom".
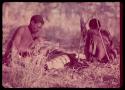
{"left": 13, "top": 26, "right": 34, "bottom": 52}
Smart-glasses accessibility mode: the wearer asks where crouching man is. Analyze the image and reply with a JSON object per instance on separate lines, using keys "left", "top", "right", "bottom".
{"left": 3, "top": 15, "right": 44, "bottom": 66}
{"left": 83, "top": 18, "right": 117, "bottom": 63}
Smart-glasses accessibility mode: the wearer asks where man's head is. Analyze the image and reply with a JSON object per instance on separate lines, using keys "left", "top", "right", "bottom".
{"left": 29, "top": 15, "right": 44, "bottom": 33}
{"left": 89, "top": 18, "right": 101, "bottom": 30}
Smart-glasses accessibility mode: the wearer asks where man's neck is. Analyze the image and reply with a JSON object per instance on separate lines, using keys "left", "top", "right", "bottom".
{"left": 28, "top": 25, "right": 34, "bottom": 34}
{"left": 28, "top": 25, "right": 35, "bottom": 40}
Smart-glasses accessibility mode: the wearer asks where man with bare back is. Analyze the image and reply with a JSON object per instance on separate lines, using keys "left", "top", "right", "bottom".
{"left": 3, "top": 15, "right": 44, "bottom": 66}
{"left": 83, "top": 18, "right": 116, "bottom": 63}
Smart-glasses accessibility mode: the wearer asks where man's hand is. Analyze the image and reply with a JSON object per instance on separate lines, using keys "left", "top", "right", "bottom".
{"left": 18, "top": 47, "right": 33, "bottom": 57}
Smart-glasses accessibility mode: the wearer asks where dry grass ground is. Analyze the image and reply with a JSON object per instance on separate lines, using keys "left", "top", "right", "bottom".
{"left": 2, "top": 40, "right": 120, "bottom": 88}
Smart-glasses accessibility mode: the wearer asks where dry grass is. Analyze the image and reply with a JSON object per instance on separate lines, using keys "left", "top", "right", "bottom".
{"left": 2, "top": 41, "right": 120, "bottom": 88}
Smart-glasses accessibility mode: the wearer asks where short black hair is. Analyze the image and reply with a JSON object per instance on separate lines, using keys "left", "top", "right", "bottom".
{"left": 30, "top": 15, "right": 44, "bottom": 24}
{"left": 89, "top": 18, "right": 101, "bottom": 29}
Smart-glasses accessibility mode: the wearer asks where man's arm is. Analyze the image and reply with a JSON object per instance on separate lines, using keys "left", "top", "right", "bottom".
{"left": 13, "top": 27, "right": 25, "bottom": 48}
{"left": 2, "top": 27, "right": 22, "bottom": 65}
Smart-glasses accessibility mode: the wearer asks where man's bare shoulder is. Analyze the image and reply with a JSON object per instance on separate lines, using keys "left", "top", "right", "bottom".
{"left": 12, "top": 25, "right": 29, "bottom": 42}
{"left": 16, "top": 25, "right": 28, "bottom": 33}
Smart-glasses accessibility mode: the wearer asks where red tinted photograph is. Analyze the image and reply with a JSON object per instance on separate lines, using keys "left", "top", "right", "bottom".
{"left": 2, "top": 2, "right": 120, "bottom": 88}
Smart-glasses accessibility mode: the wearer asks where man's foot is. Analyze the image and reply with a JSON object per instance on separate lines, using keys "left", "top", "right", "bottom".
{"left": 87, "top": 56, "right": 94, "bottom": 62}
{"left": 3, "top": 61, "right": 11, "bottom": 67}
{"left": 2, "top": 57, "right": 9, "bottom": 66}
{"left": 98, "top": 58, "right": 109, "bottom": 63}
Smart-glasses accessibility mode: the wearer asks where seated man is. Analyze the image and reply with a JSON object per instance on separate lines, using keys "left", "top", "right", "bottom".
{"left": 83, "top": 18, "right": 116, "bottom": 63}
{"left": 3, "top": 15, "right": 44, "bottom": 66}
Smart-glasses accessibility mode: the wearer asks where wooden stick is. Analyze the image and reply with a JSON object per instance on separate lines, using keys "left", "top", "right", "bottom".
{"left": 97, "top": 20, "right": 110, "bottom": 61}
{"left": 77, "top": 12, "right": 96, "bottom": 61}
